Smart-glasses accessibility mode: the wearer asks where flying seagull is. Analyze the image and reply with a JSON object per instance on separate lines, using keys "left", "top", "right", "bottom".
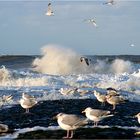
{"left": 45, "top": 3, "right": 54, "bottom": 16}
{"left": 130, "top": 44, "right": 135, "bottom": 47}
{"left": 103, "top": 0, "right": 115, "bottom": 5}
{"left": 84, "top": 19, "right": 97, "bottom": 27}
{"left": 80, "top": 57, "right": 91, "bottom": 66}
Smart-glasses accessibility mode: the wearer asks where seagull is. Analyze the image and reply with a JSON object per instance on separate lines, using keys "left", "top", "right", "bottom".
{"left": 103, "top": 0, "right": 115, "bottom": 5}
{"left": 84, "top": 19, "right": 97, "bottom": 27}
{"left": 80, "top": 57, "right": 91, "bottom": 66}
{"left": 106, "top": 94, "right": 125, "bottom": 110}
{"left": 22, "top": 93, "right": 35, "bottom": 100}
{"left": 0, "top": 95, "right": 13, "bottom": 107}
{"left": 93, "top": 90, "right": 106, "bottom": 106}
{"left": 0, "top": 124, "right": 8, "bottom": 133}
{"left": 134, "top": 112, "right": 140, "bottom": 124}
{"left": 45, "top": 3, "right": 54, "bottom": 16}
{"left": 77, "top": 88, "right": 89, "bottom": 95}
{"left": 106, "top": 88, "right": 119, "bottom": 96}
{"left": 59, "top": 88, "right": 78, "bottom": 95}
{"left": 134, "top": 113, "right": 140, "bottom": 135}
{"left": 130, "top": 44, "right": 135, "bottom": 47}
{"left": 53, "top": 113, "right": 88, "bottom": 139}
{"left": 82, "top": 107, "right": 113, "bottom": 126}
{"left": 2, "top": 95, "right": 13, "bottom": 103}
{"left": 19, "top": 97, "right": 37, "bottom": 113}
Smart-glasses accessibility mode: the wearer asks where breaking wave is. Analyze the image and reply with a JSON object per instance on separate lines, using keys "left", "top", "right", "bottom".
{"left": 32, "top": 45, "right": 87, "bottom": 75}
{"left": 0, "top": 66, "right": 11, "bottom": 83}
{"left": 32, "top": 45, "right": 133, "bottom": 75}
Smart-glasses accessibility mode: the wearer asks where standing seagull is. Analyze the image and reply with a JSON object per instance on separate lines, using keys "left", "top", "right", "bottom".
{"left": 53, "top": 113, "right": 88, "bottom": 139}
{"left": 82, "top": 107, "right": 113, "bottom": 126}
{"left": 84, "top": 19, "right": 97, "bottom": 27}
{"left": 0, "top": 124, "right": 8, "bottom": 133}
{"left": 59, "top": 87, "right": 78, "bottom": 95}
{"left": 134, "top": 112, "right": 140, "bottom": 124}
{"left": 94, "top": 90, "right": 106, "bottom": 106}
{"left": 106, "top": 94, "right": 125, "bottom": 110}
{"left": 103, "top": 0, "right": 115, "bottom": 5}
{"left": 2, "top": 95, "right": 13, "bottom": 103}
{"left": 80, "top": 57, "right": 91, "bottom": 66}
{"left": 134, "top": 113, "right": 140, "bottom": 135}
{"left": 45, "top": 3, "right": 54, "bottom": 16}
{"left": 19, "top": 93, "right": 37, "bottom": 113}
{"left": 0, "top": 95, "right": 13, "bottom": 107}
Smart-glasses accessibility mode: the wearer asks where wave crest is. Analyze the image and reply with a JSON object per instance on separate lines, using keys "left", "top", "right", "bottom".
{"left": 111, "top": 59, "right": 133, "bottom": 74}
{"left": 32, "top": 45, "right": 133, "bottom": 75}
{"left": 32, "top": 45, "right": 87, "bottom": 75}
{"left": 0, "top": 66, "right": 11, "bottom": 82}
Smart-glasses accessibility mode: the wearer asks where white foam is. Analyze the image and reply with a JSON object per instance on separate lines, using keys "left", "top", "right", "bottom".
{"left": 32, "top": 45, "right": 134, "bottom": 75}
{"left": 1, "top": 125, "right": 139, "bottom": 139}
{"left": 0, "top": 126, "right": 60, "bottom": 139}
{"left": 0, "top": 57, "right": 139, "bottom": 104}
{"left": 0, "top": 66, "right": 11, "bottom": 83}
{"left": 32, "top": 45, "right": 86, "bottom": 75}
{"left": 111, "top": 59, "right": 133, "bottom": 74}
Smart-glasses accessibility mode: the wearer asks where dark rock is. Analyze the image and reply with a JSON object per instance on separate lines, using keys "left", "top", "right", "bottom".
{"left": 0, "top": 99, "right": 140, "bottom": 139}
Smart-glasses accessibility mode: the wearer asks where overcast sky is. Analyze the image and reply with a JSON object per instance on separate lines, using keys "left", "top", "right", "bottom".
{"left": 0, "top": 0, "right": 140, "bottom": 55}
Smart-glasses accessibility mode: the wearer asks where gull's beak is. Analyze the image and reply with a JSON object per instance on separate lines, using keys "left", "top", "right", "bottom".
{"left": 82, "top": 110, "right": 85, "bottom": 113}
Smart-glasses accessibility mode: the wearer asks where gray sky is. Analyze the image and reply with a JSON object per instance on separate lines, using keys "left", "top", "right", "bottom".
{"left": 0, "top": 0, "right": 140, "bottom": 55}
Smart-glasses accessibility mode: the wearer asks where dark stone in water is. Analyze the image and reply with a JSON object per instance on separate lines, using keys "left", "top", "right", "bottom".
{"left": 0, "top": 99, "right": 140, "bottom": 139}
{"left": 15, "top": 127, "right": 138, "bottom": 139}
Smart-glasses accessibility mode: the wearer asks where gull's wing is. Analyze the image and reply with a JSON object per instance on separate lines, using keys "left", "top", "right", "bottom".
{"left": 89, "top": 109, "right": 110, "bottom": 117}
{"left": 47, "top": 3, "right": 53, "bottom": 13}
{"left": 92, "top": 22, "right": 97, "bottom": 27}
{"left": 62, "top": 114, "right": 86, "bottom": 126}
{"left": 22, "top": 98, "right": 37, "bottom": 106}
{"left": 85, "top": 58, "right": 90, "bottom": 66}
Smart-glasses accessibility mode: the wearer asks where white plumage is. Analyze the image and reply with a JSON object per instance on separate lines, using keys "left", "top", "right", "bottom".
{"left": 54, "top": 113, "right": 88, "bottom": 138}
{"left": 82, "top": 107, "right": 113, "bottom": 126}
{"left": 19, "top": 93, "right": 37, "bottom": 113}
{"left": 45, "top": 3, "right": 54, "bottom": 16}
{"left": 94, "top": 90, "right": 106, "bottom": 105}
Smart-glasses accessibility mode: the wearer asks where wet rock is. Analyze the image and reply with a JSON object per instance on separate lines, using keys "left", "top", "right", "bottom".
{"left": 15, "top": 127, "right": 138, "bottom": 139}
{"left": 0, "top": 99, "right": 140, "bottom": 139}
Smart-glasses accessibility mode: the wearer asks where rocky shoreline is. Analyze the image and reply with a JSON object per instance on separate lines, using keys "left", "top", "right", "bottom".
{"left": 0, "top": 99, "right": 140, "bottom": 139}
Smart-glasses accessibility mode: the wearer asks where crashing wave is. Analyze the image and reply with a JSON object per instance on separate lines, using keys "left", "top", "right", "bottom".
{"left": 32, "top": 45, "right": 133, "bottom": 75}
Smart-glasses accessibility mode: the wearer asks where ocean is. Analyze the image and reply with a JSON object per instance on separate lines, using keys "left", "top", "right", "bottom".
{"left": 0, "top": 53, "right": 140, "bottom": 139}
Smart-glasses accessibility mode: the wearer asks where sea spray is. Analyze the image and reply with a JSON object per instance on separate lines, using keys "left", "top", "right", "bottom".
{"left": 0, "top": 66, "right": 11, "bottom": 82}
{"left": 32, "top": 45, "right": 88, "bottom": 75}
{"left": 111, "top": 59, "right": 133, "bottom": 74}
{"left": 32, "top": 45, "right": 134, "bottom": 75}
